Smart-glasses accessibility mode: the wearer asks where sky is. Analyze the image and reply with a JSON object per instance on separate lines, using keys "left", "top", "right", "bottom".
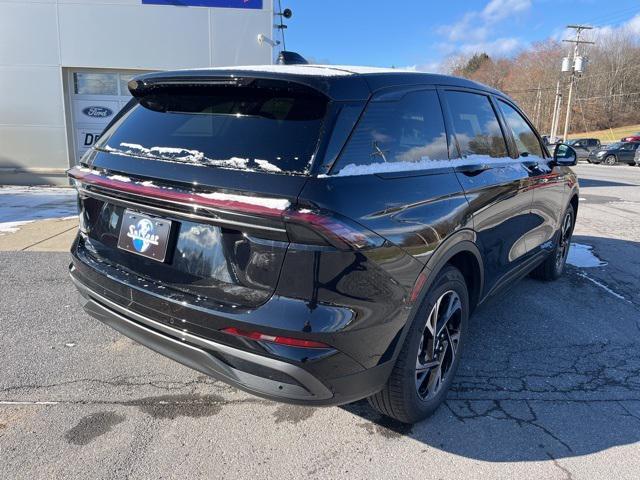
{"left": 281, "top": 0, "right": 640, "bottom": 71}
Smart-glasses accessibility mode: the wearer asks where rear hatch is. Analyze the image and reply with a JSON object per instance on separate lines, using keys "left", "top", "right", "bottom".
{"left": 70, "top": 76, "right": 333, "bottom": 308}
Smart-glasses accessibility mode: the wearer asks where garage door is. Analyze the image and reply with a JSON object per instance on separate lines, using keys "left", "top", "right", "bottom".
{"left": 68, "top": 69, "right": 146, "bottom": 163}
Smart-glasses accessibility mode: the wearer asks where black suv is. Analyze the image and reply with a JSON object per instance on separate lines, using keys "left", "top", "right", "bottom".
{"left": 588, "top": 141, "right": 640, "bottom": 165}
{"left": 68, "top": 65, "right": 579, "bottom": 423}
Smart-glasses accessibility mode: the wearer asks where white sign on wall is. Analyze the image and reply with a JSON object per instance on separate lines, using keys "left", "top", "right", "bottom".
{"left": 69, "top": 70, "right": 143, "bottom": 162}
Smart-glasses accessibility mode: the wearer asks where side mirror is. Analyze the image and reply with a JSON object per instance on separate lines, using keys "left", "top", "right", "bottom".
{"left": 552, "top": 143, "right": 577, "bottom": 167}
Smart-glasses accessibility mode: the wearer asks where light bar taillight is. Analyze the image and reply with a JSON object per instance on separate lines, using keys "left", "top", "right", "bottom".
{"left": 221, "top": 327, "right": 330, "bottom": 349}
{"left": 67, "top": 166, "right": 289, "bottom": 218}
{"left": 68, "top": 165, "right": 383, "bottom": 251}
{"left": 283, "top": 209, "right": 384, "bottom": 250}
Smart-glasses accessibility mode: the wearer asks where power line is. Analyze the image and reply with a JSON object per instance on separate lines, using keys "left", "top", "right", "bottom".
{"left": 576, "top": 91, "right": 640, "bottom": 101}
{"left": 572, "top": 5, "right": 640, "bottom": 29}
{"left": 505, "top": 64, "right": 640, "bottom": 95}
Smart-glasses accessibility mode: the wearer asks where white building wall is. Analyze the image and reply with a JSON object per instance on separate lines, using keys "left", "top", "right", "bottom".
{"left": 0, "top": 0, "right": 273, "bottom": 184}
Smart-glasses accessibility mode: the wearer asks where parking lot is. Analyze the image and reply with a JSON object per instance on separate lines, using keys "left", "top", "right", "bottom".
{"left": 1, "top": 163, "right": 639, "bottom": 479}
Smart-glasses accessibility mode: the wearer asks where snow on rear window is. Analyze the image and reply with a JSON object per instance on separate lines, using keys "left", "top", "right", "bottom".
{"left": 95, "top": 83, "right": 328, "bottom": 175}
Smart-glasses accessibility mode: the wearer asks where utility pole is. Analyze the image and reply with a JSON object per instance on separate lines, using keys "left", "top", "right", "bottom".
{"left": 561, "top": 25, "right": 594, "bottom": 141}
{"left": 550, "top": 80, "right": 562, "bottom": 143}
{"left": 534, "top": 83, "right": 543, "bottom": 129}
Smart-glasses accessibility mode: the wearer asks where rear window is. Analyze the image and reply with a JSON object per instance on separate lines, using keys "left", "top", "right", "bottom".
{"left": 94, "top": 83, "right": 328, "bottom": 175}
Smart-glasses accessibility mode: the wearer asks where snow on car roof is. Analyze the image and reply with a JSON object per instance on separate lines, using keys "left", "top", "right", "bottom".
{"left": 197, "top": 64, "right": 422, "bottom": 77}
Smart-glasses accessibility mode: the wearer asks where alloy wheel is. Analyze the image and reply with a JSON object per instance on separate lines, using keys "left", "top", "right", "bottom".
{"left": 415, "top": 290, "right": 462, "bottom": 401}
{"left": 555, "top": 210, "right": 574, "bottom": 269}
{"left": 605, "top": 155, "right": 616, "bottom": 165}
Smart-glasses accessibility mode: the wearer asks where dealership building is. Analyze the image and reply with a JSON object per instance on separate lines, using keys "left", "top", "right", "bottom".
{"left": 0, "top": 0, "right": 274, "bottom": 185}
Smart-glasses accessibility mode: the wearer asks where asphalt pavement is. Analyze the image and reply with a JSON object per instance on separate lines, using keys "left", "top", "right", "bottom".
{"left": 1, "top": 163, "right": 639, "bottom": 479}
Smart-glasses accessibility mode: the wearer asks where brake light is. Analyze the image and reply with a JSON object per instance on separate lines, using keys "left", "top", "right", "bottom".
{"left": 67, "top": 166, "right": 289, "bottom": 218}
{"left": 68, "top": 166, "right": 384, "bottom": 251}
{"left": 221, "top": 327, "right": 330, "bottom": 349}
{"left": 284, "top": 209, "right": 384, "bottom": 250}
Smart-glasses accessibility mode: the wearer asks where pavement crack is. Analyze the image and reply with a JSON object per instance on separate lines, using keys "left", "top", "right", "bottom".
{"left": 546, "top": 452, "right": 574, "bottom": 480}
{"left": 0, "top": 374, "right": 219, "bottom": 396}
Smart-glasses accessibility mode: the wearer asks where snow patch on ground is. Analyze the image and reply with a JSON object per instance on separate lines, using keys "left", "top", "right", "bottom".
{"left": 0, "top": 186, "right": 77, "bottom": 235}
{"left": 567, "top": 243, "right": 607, "bottom": 268}
{"left": 0, "top": 220, "right": 35, "bottom": 234}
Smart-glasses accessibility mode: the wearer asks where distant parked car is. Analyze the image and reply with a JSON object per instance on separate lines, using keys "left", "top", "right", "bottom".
{"left": 588, "top": 141, "right": 640, "bottom": 165}
{"left": 635, "top": 145, "right": 640, "bottom": 166}
{"left": 621, "top": 132, "right": 640, "bottom": 142}
{"left": 566, "top": 138, "right": 601, "bottom": 161}
{"left": 542, "top": 135, "right": 563, "bottom": 147}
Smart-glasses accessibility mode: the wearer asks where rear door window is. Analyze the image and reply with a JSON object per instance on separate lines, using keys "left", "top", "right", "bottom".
{"left": 331, "top": 89, "right": 449, "bottom": 175}
{"left": 445, "top": 91, "right": 508, "bottom": 159}
{"left": 497, "top": 100, "right": 544, "bottom": 158}
{"left": 95, "top": 83, "right": 328, "bottom": 175}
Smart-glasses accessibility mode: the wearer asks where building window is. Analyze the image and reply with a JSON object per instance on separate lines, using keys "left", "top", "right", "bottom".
{"left": 73, "top": 72, "right": 118, "bottom": 96}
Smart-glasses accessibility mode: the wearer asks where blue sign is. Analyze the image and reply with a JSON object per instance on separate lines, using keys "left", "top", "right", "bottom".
{"left": 142, "top": 0, "right": 262, "bottom": 8}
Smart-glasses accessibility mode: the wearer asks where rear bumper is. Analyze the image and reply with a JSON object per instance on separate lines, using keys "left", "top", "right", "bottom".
{"left": 70, "top": 260, "right": 394, "bottom": 406}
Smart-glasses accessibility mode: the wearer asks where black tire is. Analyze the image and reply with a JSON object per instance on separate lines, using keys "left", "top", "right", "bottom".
{"left": 530, "top": 204, "right": 575, "bottom": 281}
{"left": 367, "top": 265, "right": 469, "bottom": 424}
{"left": 604, "top": 155, "right": 617, "bottom": 166}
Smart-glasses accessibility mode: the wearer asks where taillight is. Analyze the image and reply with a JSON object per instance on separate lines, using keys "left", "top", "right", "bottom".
{"left": 220, "top": 327, "right": 330, "bottom": 349}
{"left": 284, "top": 208, "right": 384, "bottom": 250}
{"left": 67, "top": 166, "right": 384, "bottom": 251}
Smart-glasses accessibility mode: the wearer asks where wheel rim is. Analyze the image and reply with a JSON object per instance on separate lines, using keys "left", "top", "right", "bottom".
{"left": 605, "top": 156, "right": 616, "bottom": 165}
{"left": 555, "top": 210, "right": 573, "bottom": 269}
{"left": 415, "top": 290, "right": 462, "bottom": 401}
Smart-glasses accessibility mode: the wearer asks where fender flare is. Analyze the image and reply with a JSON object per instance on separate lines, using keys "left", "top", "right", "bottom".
{"left": 382, "top": 229, "right": 484, "bottom": 366}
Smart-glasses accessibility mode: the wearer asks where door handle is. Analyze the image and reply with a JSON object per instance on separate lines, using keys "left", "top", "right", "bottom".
{"left": 456, "top": 163, "right": 491, "bottom": 175}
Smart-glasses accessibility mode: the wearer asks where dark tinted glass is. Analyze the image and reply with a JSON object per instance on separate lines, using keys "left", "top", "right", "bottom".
{"left": 95, "top": 85, "right": 328, "bottom": 174}
{"left": 333, "top": 90, "right": 449, "bottom": 174}
{"left": 445, "top": 91, "right": 508, "bottom": 158}
{"left": 498, "top": 100, "right": 543, "bottom": 158}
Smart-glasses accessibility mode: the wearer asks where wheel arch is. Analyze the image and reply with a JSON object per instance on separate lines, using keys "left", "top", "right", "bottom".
{"left": 569, "top": 192, "right": 579, "bottom": 220}
{"left": 423, "top": 233, "right": 484, "bottom": 314}
{"left": 382, "top": 229, "right": 484, "bottom": 368}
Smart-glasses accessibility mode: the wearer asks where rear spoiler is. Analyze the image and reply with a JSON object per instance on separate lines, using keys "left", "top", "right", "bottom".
{"left": 127, "top": 76, "right": 254, "bottom": 98}
{"left": 128, "top": 70, "right": 371, "bottom": 102}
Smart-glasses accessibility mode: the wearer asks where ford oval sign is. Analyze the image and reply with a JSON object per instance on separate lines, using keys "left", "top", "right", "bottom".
{"left": 82, "top": 106, "right": 113, "bottom": 118}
